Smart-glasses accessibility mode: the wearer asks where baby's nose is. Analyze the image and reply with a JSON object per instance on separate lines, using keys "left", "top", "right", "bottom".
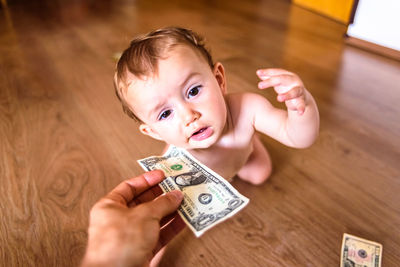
{"left": 181, "top": 105, "right": 200, "bottom": 126}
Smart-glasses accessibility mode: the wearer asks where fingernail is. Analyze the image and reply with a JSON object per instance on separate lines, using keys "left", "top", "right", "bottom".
{"left": 170, "top": 190, "right": 183, "bottom": 202}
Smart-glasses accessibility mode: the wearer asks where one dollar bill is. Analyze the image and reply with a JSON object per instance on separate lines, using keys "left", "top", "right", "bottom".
{"left": 340, "top": 233, "right": 383, "bottom": 267}
{"left": 138, "top": 145, "right": 249, "bottom": 237}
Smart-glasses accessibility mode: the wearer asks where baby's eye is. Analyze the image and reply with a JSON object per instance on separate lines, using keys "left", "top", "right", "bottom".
{"left": 158, "top": 110, "right": 171, "bottom": 120}
{"left": 188, "top": 86, "right": 201, "bottom": 98}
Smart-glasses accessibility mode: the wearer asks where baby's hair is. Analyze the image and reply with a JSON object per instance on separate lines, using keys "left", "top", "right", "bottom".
{"left": 114, "top": 27, "right": 214, "bottom": 122}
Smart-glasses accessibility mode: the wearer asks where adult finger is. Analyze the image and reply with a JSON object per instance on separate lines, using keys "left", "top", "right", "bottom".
{"left": 160, "top": 211, "right": 178, "bottom": 227}
{"left": 142, "top": 190, "right": 184, "bottom": 221}
{"left": 154, "top": 215, "right": 186, "bottom": 254}
{"left": 106, "top": 170, "right": 165, "bottom": 205}
{"left": 126, "top": 170, "right": 166, "bottom": 194}
{"left": 129, "top": 184, "right": 164, "bottom": 207}
{"left": 160, "top": 215, "right": 186, "bottom": 243}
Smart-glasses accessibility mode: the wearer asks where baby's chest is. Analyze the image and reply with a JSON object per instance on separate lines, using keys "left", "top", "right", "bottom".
{"left": 194, "top": 136, "right": 254, "bottom": 180}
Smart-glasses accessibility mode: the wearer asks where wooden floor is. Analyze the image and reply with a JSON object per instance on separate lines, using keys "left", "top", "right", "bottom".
{"left": 1, "top": 0, "right": 400, "bottom": 266}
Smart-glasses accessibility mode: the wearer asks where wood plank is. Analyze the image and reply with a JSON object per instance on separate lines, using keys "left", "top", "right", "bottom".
{"left": 0, "top": 0, "right": 399, "bottom": 266}
{"left": 346, "top": 36, "right": 400, "bottom": 61}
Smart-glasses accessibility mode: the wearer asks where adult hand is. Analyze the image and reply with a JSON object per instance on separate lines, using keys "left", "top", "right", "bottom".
{"left": 81, "top": 170, "right": 185, "bottom": 267}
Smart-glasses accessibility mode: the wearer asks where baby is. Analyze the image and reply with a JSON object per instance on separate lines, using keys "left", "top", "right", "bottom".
{"left": 114, "top": 27, "right": 319, "bottom": 185}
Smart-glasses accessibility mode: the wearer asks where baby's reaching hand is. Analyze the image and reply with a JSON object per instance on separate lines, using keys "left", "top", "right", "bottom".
{"left": 257, "top": 68, "right": 307, "bottom": 115}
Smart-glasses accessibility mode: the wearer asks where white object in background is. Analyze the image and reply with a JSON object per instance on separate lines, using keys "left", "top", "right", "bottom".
{"left": 347, "top": 0, "right": 400, "bottom": 51}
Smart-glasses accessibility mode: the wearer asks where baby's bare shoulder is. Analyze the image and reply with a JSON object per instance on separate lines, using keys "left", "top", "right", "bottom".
{"left": 226, "top": 92, "right": 273, "bottom": 114}
{"left": 225, "top": 92, "right": 274, "bottom": 126}
{"left": 226, "top": 92, "right": 260, "bottom": 103}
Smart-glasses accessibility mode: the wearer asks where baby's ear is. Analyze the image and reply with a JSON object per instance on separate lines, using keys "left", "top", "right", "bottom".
{"left": 213, "top": 62, "right": 227, "bottom": 94}
{"left": 139, "top": 124, "right": 163, "bottom": 141}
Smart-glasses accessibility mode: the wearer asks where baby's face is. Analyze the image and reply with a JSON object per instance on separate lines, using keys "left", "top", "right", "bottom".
{"left": 125, "top": 45, "right": 228, "bottom": 149}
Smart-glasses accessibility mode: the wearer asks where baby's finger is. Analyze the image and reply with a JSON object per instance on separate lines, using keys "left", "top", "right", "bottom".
{"left": 286, "top": 98, "right": 306, "bottom": 115}
{"left": 257, "top": 68, "right": 293, "bottom": 79}
{"left": 258, "top": 74, "right": 298, "bottom": 90}
{"left": 296, "top": 101, "right": 306, "bottom": 115}
{"left": 277, "top": 86, "right": 304, "bottom": 102}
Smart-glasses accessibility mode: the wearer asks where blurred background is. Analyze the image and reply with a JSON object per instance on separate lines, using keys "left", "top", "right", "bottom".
{"left": 1, "top": 0, "right": 399, "bottom": 266}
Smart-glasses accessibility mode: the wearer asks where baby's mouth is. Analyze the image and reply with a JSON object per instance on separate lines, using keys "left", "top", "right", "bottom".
{"left": 190, "top": 127, "right": 213, "bottom": 141}
{"left": 192, "top": 127, "right": 207, "bottom": 137}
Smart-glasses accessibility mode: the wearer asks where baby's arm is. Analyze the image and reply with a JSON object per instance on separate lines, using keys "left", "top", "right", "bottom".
{"left": 250, "top": 68, "right": 319, "bottom": 148}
